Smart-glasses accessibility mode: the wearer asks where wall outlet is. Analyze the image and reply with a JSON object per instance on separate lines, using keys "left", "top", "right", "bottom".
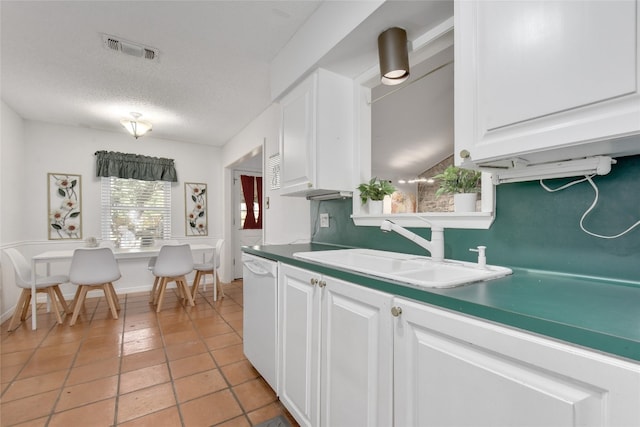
{"left": 320, "top": 213, "right": 329, "bottom": 228}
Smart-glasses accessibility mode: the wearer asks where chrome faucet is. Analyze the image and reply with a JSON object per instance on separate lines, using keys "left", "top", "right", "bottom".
{"left": 380, "top": 219, "right": 444, "bottom": 262}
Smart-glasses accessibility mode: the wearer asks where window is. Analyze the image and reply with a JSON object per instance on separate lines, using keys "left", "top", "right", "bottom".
{"left": 101, "top": 177, "right": 171, "bottom": 248}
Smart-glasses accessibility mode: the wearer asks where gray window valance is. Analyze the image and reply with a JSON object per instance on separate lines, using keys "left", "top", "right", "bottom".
{"left": 95, "top": 151, "right": 178, "bottom": 182}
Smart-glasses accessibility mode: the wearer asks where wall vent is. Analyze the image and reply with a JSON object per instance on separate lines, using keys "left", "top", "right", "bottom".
{"left": 102, "top": 34, "right": 159, "bottom": 62}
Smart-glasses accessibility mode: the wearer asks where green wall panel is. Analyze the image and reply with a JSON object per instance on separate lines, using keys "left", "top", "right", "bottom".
{"left": 312, "top": 153, "right": 640, "bottom": 282}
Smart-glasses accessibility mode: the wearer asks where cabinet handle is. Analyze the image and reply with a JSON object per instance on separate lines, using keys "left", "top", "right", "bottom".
{"left": 310, "top": 278, "right": 319, "bottom": 286}
{"left": 391, "top": 306, "right": 402, "bottom": 317}
{"left": 318, "top": 280, "right": 326, "bottom": 288}
{"left": 459, "top": 149, "right": 471, "bottom": 159}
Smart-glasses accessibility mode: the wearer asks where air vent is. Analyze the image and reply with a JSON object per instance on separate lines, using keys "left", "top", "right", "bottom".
{"left": 102, "top": 34, "right": 159, "bottom": 62}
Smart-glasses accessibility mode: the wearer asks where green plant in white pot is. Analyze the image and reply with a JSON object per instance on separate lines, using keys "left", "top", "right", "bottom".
{"left": 433, "top": 166, "right": 481, "bottom": 212}
{"left": 357, "top": 177, "right": 395, "bottom": 215}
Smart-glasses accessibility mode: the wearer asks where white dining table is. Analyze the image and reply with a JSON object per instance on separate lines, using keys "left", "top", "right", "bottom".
{"left": 30, "top": 244, "right": 214, "bottom": 330}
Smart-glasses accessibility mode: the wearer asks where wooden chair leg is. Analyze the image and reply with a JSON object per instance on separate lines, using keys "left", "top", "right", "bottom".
{"left": 156, "top": 278, "right": 168, "bottom": 312}
{"left": 150, "top": 276, "right": 159, "bottom": 303}
{"left": 20, "top": 290, "right": 33, "bottom": 321}
{"left": 191, "top": 270, "right": 203, "bottom": 299}
{"left": 47, "top": 287, "right": 64, "bottom": 325}
{"left": 70, "top": 286, "right": 83, "bottom": 313}
{"left": 70, "top": 286, "right": 89, "bottom": 326}
{"left": 8, "top": 289, "right": 30, "bottom": 332}
{"left": 178, "top": 277, "right": 195, "bottom": 306}
{"left": 102, "top": 284, "right": 119, "bottom": 320}
{"left": 53, "top": 285, "right": 71, "bottom": 314}
{"left": 107, "top": 283, "right": 120, "bottom": 311}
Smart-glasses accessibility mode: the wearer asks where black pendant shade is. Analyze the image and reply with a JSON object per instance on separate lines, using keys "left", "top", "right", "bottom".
{"left": 378, "top": 27, "right": 409, "bottom": 85}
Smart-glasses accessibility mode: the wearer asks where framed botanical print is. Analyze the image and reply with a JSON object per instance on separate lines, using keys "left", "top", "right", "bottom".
{"left": 185, "top": 182, "right": 207, "bottom": 236}
{"left": 48, "top": 173, "right": 82, "bottom": 239}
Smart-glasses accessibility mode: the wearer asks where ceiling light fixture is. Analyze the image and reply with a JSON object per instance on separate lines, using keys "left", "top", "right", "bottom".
{"left": 378, "top": 27, "right": 410, "bottom": 85}
{"left": 120, "top": 112, "right": 152, "bottom": 139}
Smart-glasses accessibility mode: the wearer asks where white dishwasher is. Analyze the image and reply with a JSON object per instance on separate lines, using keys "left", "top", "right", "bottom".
{"left": 242, "top": 252, "right": 278, "bottom": 392}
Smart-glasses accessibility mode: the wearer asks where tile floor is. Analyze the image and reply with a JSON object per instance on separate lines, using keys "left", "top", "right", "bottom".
{"left": 1, "top": 280, "right": 298, "bottom": 427}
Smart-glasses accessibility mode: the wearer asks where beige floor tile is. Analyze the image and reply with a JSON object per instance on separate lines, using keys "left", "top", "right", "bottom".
{"left": 122, "top": 335, "right": 164, "bottom": 356}
{"left": 2, "top": 369, "right": 67, "bottom": 402}
{"left": 1, "top": 362, "right": 23, "bottom": 383}
{"left": 55, "top": 375, "right": 118, "bottom": 412}
{"left": 117, "top": 382, "right": 176, "bottom": 424}
{"left": 1, "top": 349, "right": 35, "bottom": 368}
{"left": 220, "top": 360, "right": 260, "bottom": 386}
{"left": 73, "top": 344, "right": 121, "bottom": 367}
{"left": 233, "top": 378, "right": 277, "bottom": 413}
{"left": 121, "top": 348, "right": 166, "bottom": 373}
{"left": 196, "top": 321, "right": 235, "bottom": 338}
{"left": 122, "top": 326, "right": 161, "bottom": 343}
{"left": 164, "top": 339, "right": 207, "bottom": 361}
{"left": 169, "top": 352, "right": 217, "bottom": 379}
{"left": 48, "top": 397, "right": 116, "bottom": 427}
{"left": 119, "top": 363, "right": 170, "bottom": 394}
{"left": 17, "top": 353, "right": 74, "bottom": 379}
{"left": 203, "top": 331, "right": 242, "bottom": 351}
{"left": 9, "top": 415, "right": 49, "bottom": 427}
{"left": 212, "top": 343, "right": 246, "bottom": 367}
{"left": 116, "top": 405, "right": 182, "bottom": 427}
{"left": 0, "top": 389, "right": 59, "bottom": 426}
{"left": 162, "top": 329, "right": 200, "bottom": 346}
{"left": 180, "top": 389, "right": 243, "bottom": 426}
{"left": 0, "top": 282, "right": 261, "bottom": 427}
{"left": 65, "top": 357, "right": 120, "bottom": 386}
{"left": 174, "top": 368, "right": 228, "bottom": 403}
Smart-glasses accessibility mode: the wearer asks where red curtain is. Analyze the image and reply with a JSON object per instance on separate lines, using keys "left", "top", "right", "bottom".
{"left": 256, "top": 177, "right": 263, "bottom": 228}
{"left": 241, "top": 175, "right": 262, "bottom": 229}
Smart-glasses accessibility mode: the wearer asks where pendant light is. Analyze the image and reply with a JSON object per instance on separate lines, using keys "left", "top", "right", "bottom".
{"left": 120, "top": 112, "right": 152, "bottom": 139}
{"left": 378, "top": 27, "right": 410, "bottom": 85}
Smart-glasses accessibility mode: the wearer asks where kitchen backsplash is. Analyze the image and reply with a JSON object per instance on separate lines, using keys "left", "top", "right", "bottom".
{"left": 311, "top": 154, "right": 640, "bottom": 283}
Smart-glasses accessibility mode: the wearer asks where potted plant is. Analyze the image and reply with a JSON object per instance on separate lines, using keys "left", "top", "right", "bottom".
{"left": 357, "top": 177, "right": 395, "bottom": 215}
{"left": 433, "top": 166, "right": 482, "bottom": 212}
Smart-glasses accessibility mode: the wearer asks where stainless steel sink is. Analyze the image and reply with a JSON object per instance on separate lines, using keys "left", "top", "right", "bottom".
{"left": 293, "top": 248, "right": 512, "bottom": 289}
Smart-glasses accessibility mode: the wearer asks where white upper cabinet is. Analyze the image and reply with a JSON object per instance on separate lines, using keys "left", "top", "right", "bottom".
{"left": 455, "top": 0, "right": 640, "bottom": 167}
{"left": 279, "top": 68, "right": 354, "bottom": 197}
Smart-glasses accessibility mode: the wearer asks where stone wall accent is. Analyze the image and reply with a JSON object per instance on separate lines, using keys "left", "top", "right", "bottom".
{"left": 416, "top": 155, "right": 482, "bottom": 212}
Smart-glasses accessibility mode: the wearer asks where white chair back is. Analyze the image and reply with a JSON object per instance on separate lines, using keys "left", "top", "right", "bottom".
{"left": 153, "top": 244, "right": 193, "bottom": 277}
{"left": 70, "top": 248, "right": 121, "bottom": 285}
{"left": 4, "top": 248, "right": 32, "bottom": 288}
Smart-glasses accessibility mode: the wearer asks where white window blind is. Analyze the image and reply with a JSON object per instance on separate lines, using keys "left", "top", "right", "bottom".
{"left": 101, "top": 177, "right": 171, "bottom": 248}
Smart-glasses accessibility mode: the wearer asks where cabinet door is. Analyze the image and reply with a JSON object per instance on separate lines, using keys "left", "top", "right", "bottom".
{"left": 320, "top": 277, "right": 393, "bottom": 427}
{"left": 455, "top": 0, "right": 640, "bottom": 165}
{"left": 394, "top": 297, "right": 640, "bottom": 427}
{"left": 278, "top": 264, "right": 320, "bottom": 427}
{"left": 280, "top": 73, "right": 316, "bottom": 194}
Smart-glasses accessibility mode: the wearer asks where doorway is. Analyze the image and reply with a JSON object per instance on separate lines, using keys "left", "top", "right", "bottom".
{"left": 232, "top": 167, "right": 263, "bottom": 279}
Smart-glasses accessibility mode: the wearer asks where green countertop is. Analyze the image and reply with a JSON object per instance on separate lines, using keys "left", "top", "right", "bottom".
{"left": 243, "top": 243, "right": 640, "bottom": 362}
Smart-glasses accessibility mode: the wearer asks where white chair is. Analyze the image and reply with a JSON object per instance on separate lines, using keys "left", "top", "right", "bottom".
{"left": 68, "top": 247, "right": 121, "bottom": 326}
{"left": 191, "top": 239, "right": 224, "bottom": 301}
{"left": 148, "top": 239, "right": 179, "bottom": 303}
{"left": 3, "top": 248, "right": 71, "bottom": 331}
{"left": 151, "top": 244, "right": 194, "bottom": 312}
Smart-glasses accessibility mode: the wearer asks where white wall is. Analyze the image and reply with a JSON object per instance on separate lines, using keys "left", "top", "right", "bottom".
{"left": 1, "top": 101, "right": 26, "bottom": 320}
{"left": 0, "top": 117, "right": 223, "bottom": 322}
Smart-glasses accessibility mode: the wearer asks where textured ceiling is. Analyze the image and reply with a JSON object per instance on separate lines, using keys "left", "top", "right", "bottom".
{"left": 1, "top": 0, "right": 455, "bottom": 164}
{"left": 0, "top": 1, "right": 322, "bottom": 146}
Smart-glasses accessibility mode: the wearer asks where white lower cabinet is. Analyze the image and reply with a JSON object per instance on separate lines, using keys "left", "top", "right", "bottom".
{"left": 393, "top": 297, "right": 640, "bottom": 427}
{"left": 278, "top": 263, "right": 393, "bottom": 427}
{"left": 277, "top": 263, "right": 639, "bottom": 427}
